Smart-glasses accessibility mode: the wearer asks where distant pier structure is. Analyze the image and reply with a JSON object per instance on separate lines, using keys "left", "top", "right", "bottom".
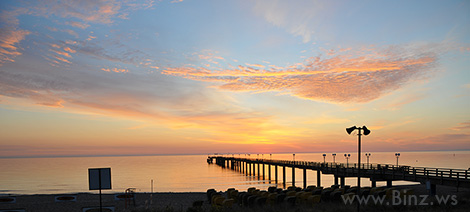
{"left": 207, "top": 156, "right": 469, "bottom": 195}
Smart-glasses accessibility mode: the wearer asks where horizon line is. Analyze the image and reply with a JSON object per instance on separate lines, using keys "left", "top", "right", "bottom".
{"left": 1, "top": 149, "right": 469, "bottom": 159}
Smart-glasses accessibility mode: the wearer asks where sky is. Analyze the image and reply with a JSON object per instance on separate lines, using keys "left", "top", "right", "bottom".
{"left": 0, "top": 0, "right": 469, "bottom": 158}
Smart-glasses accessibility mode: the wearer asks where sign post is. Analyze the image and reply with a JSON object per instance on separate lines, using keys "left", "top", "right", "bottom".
{"left": 89, "top": 168, "right": 112, "bottom": 212}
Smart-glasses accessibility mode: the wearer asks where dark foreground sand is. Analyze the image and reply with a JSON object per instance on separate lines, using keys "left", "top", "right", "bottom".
{"left": 1, "top": 184, "right": 469, "bottom": 212}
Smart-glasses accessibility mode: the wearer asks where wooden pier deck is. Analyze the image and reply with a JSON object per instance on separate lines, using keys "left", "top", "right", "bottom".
{"left": 208, "top": 156, "right": 469, "bottom": 194}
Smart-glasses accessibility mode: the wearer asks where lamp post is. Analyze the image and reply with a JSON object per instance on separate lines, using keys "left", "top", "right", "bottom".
{"left": 322, "top": 154, "right": 326, "bottom": 164}
{"left": 270, "top": 154, "right": 272, "bottom": 160}
{"left": 332, "top": 153, "right": 336, "bottom": 164}
{"left": 395, "top": 153, "right": 400, "bottom": 167}
{"left": 293, "top": 154, "right": 295, "bottom": 163}
{"left": 344, "top": 154, "right": 350, "bottom": 167}
{"left": 346, "top": 125, "right": 371, "bottom": 195}
{"left": 365, "top": 153, "right": 371, "bottom": 169}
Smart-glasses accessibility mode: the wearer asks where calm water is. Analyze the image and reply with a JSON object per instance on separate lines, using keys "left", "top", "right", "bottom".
{"left": 1, "top": 151, "right": 469, "bottom": 195}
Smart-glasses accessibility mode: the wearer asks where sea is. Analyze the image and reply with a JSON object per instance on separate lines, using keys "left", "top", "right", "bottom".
{"left": 1, "top": 151, "right": 469, "bottom": 195}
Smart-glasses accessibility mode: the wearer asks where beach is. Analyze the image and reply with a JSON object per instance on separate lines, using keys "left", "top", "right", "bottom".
{"left": 1, "top": 184, "right": 469, "bottom": 212}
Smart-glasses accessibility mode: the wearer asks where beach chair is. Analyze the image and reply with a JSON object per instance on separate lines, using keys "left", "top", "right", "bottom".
{"left": 312, "top": 188, "right": 323, "bottom": 195}
{"left": 259, "top": 191, "right": 269, "bottom": 197}
{"left": 255, "top": 196, "right": 267, "bottom": 206}
{"left": 222, "top": 198, "right": 235, "bottom": 208}
{"left": 206, "top": 189, "right": 216, "bottom": 202}
{"left": 212, "top": 196, "right": 225, "bottom": 206}
{"left": 266, "top": 193, "right": 277, "bottom": 205}
{"left": 321, "top": 189, "right": 333, "bottom": 202}
{"left": 307, "top": 195, "right": 321, "bottom": 207}
{"left": 268, "top": 186, "right": 277, "bottom": 193}
{"left": 298, "top": 191, "right": 312, "bottom": 205}
{"left": 285, "top": 196, "right": 297, "bottom": 206}
{"left": 275, "top": 193, "right": 286, "bottom": 204}
{"left": 286, "top": 190, "right": 297, "bottom": 197}
{"left": 335, "top": 187, "right": 345, "bottom": 194}
{"left": 330, "top": 191, "right": 343, "bottom": 202}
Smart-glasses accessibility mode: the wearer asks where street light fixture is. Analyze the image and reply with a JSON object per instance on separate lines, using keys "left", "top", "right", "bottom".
{"left": 344, "top": 153, "right": 351, "bottom": 167}
{"left": 293, "top": 154, "right": 295, "bottom": 163}
{"left": 395, "top": 153, "right": 400, "bottom": 167}
{"left": 322, "top": 154, "right": 326, "bottom": 164}
{"left": 346, "top": 125, "right": 370, "bottom": 194}
{"left": 365, "top": 153, "right": 371, "bottom": 169}
{"left": 332, "top": 153, "right": 337, "bottom": 164}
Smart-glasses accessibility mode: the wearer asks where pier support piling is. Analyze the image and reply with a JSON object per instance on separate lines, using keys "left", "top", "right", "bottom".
{"left": 317, "top": 170, "right": 321, "bottom": 187}
{"left": 263, "top": 163, "right": 265, "bottom": 180}
{"left": 303, "top": 168, "right": 307, "bottom": 189}
{"left": 268, "top": 165, "right": 271, "bottom": 181}
{"left": 292, "top": 167, "right": 296, "bottom": 187}
{"left": 275, "top": 165, "right": 278, "bottom": 185}
{"left": 283, "top": 166, "right": 286, "bottom": 188}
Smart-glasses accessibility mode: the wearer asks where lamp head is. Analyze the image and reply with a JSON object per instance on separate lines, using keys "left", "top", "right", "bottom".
{"left": 362, "top": 126, "right": 371, "bottom": 135}
{"left": 346, "top": 126, "right": 357, "bottom": 135}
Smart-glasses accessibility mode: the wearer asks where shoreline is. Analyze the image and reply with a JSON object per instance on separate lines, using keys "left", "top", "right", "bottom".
{"left": 1, "top": 184, "right": 469, "bottom": 212}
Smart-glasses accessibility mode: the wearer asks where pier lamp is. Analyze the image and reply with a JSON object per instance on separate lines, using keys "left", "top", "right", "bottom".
{"left": 344, "top": 154, "right": 350, "bottom": 167}
{"left": 395, "top": 153, "right": 400, "bottom": 167}
{"left": 293, "top": 154, "right": 295, "bottom": 162}
{"left": 322, "top": 154, "right": 326, "bottom": 164}
{"left": 346, "top": 125, "right": 370, "bottom": 194}
{"left": 270, "top": 154, "right": 272, "bottom": 160}
{"left": 365, "top": 153, "right": 371, "bottom": 168}
{"left": 332, "top": 153, "right": 336, "bottom": 163}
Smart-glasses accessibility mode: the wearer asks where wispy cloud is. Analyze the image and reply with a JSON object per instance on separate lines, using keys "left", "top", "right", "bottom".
{"left": 101, "top": 67, "right": 129, "bottom": 73}
{"left": 66, "top": 21, "right": 90, "bottom": 29}
{"left": 0, "top": 9, "right": 30, "bottom": 66}
{"left": 253, "top": 0, "right": 324, "bottom": 43}
{"left": 163, "top": 43, "right": 446, "bottom": 103}
{"left": 450, "top": 121, "right": 470, "bottom": 131}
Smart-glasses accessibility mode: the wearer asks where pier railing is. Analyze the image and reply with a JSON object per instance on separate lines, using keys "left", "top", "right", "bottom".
{"left": 209, "top": 156, "right": 470, "bottom": 188}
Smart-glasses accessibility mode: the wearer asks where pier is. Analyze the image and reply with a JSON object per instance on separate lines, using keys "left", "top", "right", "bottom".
{"left": 208, "top": 156, "right": 470, "bottom": 195}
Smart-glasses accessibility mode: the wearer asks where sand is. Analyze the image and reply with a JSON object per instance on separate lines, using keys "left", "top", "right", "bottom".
{"left": 1, "top": 184, "right": 469, "bottom": 212}
{"left": 0, "top": 192, "right": 207, "bottom": 212}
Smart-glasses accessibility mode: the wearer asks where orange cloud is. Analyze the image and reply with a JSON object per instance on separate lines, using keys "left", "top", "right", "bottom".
{"left": 63, "top": 47, "right": 76, "bottom": 53}
{"left": 245, "top": 63, "right": 265, "bottom": 68}
{"left": 101, "top": 67, "right": 129, "bottom": 73}
{"left": 450, "top": 121, "right": 470, "bottom": 131}
{"left": 50, "top": 49, "right": 72, "bottom": 58}
{"left": 66, "top": 21, "right": 90, "bottom": 29}
{"left": 0, "top": 28, "right": 30, "bottom": 66}
{"left": 53, "top": 55, "right": 71, "bottom": 64}
{"left": 163, "top": 45, "right": 439, "bottom": 103}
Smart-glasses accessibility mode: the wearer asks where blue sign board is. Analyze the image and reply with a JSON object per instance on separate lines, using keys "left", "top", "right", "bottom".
{"left": 88, "top": 168, "right": 112, "bottom": 190}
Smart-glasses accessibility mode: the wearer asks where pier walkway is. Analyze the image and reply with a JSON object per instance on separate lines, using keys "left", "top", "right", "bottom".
{"left": 208, "top": 156, "right": 469, "bottom": 195}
